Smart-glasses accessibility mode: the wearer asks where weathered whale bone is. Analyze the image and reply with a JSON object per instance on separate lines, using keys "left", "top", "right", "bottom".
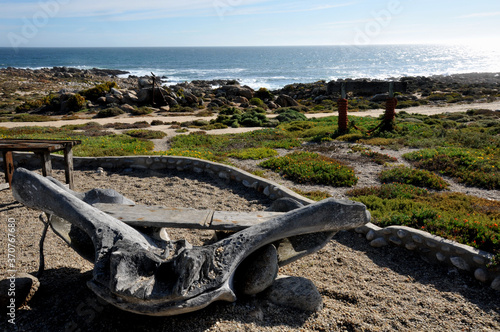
{"left": 12, "top": 168, "right": 370, "bottom": 316}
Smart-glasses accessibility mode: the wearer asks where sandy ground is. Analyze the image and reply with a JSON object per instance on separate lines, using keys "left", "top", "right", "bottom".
{"left": 0, "top": 154, "right": 499, "bottom": 331}
{"left": 0, "top": 169, "right": 499, "bottom": 332}
{"left": 0, "top": 100, "right": 499, "bottom": 331}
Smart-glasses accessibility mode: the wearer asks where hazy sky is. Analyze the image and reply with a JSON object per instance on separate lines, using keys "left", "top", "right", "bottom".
{"left": 1, "top": 0, "right": 499, "bottom": 48}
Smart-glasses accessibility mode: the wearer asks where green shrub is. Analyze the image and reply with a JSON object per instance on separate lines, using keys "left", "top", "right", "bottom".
{"left": 64, "top": 94, "right": 86, "bottom": 113}
{"left": 228, "top": 147, "right": 278, "bottom": 160}
{"left": 348, "top": 188, "right": 500, "bottom": 260}
{"left": 259, "top": 151, "right": 358, "bottom": 187}
{"left": 361, "top": 151, "right": 398, "bottom": 165}
{"left": 404, "top": 147, "right": 500, "bottom": 189}
{"left": 347, "top": 183, "right": 429, "bottom": 200}
{"left": 104, "top": 122, "right": 150, "bottom": 130}
{"left": 131, "top": 107, "right": 153, "bottom": 116}
{"left": 124, "top": 129, "right": 167, "bottom": 139}
{"left": 293, "top": 189, "right": 332, "bottom": 201}
{"left": 81, "top": 82, "right": 118, "bottom": 101}
{"left": 379, "top": 166, "right": 449, "bottom": 190}
{"left": 255, "top": 87, "right": 274, "bottom": 100}
{"left": 96, "top": 107, "right": 124, "bottom": 118}
{"left": 276, "top": 109, "right": 307, "bottom": 123}
{"left": 10, "top": 114, "right": 53, "bottom": 122}
{"left": 249, "top": 97, "right": 266, "bottom": 108}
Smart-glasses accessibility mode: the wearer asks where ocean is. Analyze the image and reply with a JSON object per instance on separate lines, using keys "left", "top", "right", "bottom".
{"left": 1, "top": 45, "right": 499, "bottom": 90}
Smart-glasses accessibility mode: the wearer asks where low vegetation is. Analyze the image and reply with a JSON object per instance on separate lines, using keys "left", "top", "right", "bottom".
{"left": 259, "top": 151, "right": 358, "bottom": 187}
{"left": 347, "top": 183, "right": 499, "bottom": 260}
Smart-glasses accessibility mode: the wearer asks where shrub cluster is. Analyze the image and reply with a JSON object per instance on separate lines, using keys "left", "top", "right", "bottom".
{"left": 228, "top": 147, "right": 278, "bottom": 160}
{"left": 404, "top": 147, "right": 499, "bottom": 189}
{"left": 259, "top": 151, "right": 358, "bottom": 187}
{"left": 80, "top": 81, "right": 117, "bottom": 101}
{"left": 124, "top": 129, "right": 167, "bottom": 140}
{"left": 379, "top": 166, "right": 449, "bottom": 190}
{"left": 348, "top": 185, "right": 500, "bottom": 259}
{"left": 361, "top": 150, "right": 398, "bottom": 165}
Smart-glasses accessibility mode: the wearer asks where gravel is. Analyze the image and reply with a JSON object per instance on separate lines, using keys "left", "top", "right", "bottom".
{"left": 1, "top": 165, "right": 499, "bottom": 332}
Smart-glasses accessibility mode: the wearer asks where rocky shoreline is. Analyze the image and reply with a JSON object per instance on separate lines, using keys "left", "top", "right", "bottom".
{"left": 1, "top": 67, "right": 499, "bottom": 121}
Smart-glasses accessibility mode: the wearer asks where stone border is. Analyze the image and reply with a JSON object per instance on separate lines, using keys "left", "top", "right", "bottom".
{"left": 9, "top": 152, "right": 500, "bottom": 290}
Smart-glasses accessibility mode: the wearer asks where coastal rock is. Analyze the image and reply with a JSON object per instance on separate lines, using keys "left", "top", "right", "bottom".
{"left": 267, "top": 101, "right": 279, "bottom": 109}
{"left": 234, "top": 244, "right": 279, "bottom": 295}
{"left": 263, "top": 275, "right": 323, "bottom": 312}
{"left": 370, "top": 93, "right": 389, "bottom": 102}
{"left": 120, "top": 104, "right": 135, "bottom": 113}
{"left": 276, "top": 94, "right": 299, "bottom": 107}
{"left": 234, "top": 96, "right": 249, "bottom": 104}
{"left": 183, "top": 92, "right": 199, "bottom": 105}
{"left": 217, "top": 85, "right": 254, "bottom": 100}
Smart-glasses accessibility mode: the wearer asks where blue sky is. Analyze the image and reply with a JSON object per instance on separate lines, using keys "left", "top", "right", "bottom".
{"left": 1, "top": 0, "right": 499, "bottom": 48}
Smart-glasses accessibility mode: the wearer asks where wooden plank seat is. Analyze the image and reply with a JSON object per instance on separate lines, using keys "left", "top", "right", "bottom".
{"left": 94, "top": 203, "right": 285, "bottom": 231}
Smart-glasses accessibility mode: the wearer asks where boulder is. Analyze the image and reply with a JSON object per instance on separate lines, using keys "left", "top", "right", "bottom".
{"left": 275, "top": 94, "right": 299, "bottom": 107}
{"left": 217, "top": 85, "right": 254, "bottom": 100}
{"left": 183, "top": 92, "right": 199, "bottom": 105}
{"left": 234, "top": 96, "right": 249, "bottom": 104}
{"left": 370, "top": 93, "right": 389, "bottom": 102}
{"left": 263, "top": 275, "right": 323, "bottom": 312}
{"left": 234, "top": 244, "right": 279, "bottom": 295}
{"left": 267, "top": 101, "right": 279, "bottom": 109}
{"left": 120, "top": 104, "right": 135, "bottom": 113}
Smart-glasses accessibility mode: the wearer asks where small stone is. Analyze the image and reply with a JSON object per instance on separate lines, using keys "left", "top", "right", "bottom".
{"left": 436, "top": 252, "right": 447, "bottom": 262}
{"left": 264, "top": 275, "right": 323, "bottom": 312}
{"left": 441, "top": 245, "right": 451, "bottom": 253}
{"left": 235, "top": 244, "right": 278, "bottom": 295}
{"left": 450, "top": 257, "right": 470, "bottom": 271}
{"left": 263, "top": 186, "right": 270, "bottom": 196}
{"left": 381, "top": 228, "right": 392, "bottom": 235}
{"left": 412, "top": 235, "right": 423, "bottom": 243}
{"left": 96, "top": 167, "right": 104, "bottom": 175}
{"left": 426, "top": 241, "right": 437, "bottom": 248}
{"left": 219, "top": 172, "right": 229, "bottom": 180}
{"left": 491, "top": 277, "right": 500, "bottom": 291}
{"left": 474, "top": 268, "right": 489, "bottom": 283}
{"left": 405, "top": 242, "right": 418, "bottom": 250}
{"left": 473, "top": 256, "right": 486, "bottom": 265}
{"left": 193, "top": 167, "right": 203, "bottom": 173}
{"left": 370, "top": 237, "right": 389, "bottom": 248}
{"left": 389, "top": 236, "right": 402, "bottom": 246}
{"left": 365, "top": 230, "right": 376, "bottom": 241}
{"left": 397, "top": 230, "right": 408, "bottom": 239}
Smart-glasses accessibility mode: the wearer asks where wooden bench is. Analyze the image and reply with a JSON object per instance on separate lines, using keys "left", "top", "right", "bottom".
{"left": 0, "top": 139, "right": 81, "bottom": 190}
{"left": 94, "top": 203, "right": 285, "bottom": 231}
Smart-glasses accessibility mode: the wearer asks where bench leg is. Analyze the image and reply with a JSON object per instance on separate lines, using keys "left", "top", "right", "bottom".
{"left": 3, "top": 151, "right": 14, "bottom": 188}
{"left": 38, "top": 151, "right": 52, "bottom": 178}
{"left": 64, "top": 146, "right": 75, "bottom": 190}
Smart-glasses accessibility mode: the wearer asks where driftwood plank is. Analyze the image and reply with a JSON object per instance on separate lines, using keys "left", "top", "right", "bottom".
{"left": 211, "top": 211, "right": 284, "bottom": 231}
{"left": 93, "top": 203, "right": 214, "bottom": 229}
{"left": 94, "top": 203, "right": 284, "bottom": 230}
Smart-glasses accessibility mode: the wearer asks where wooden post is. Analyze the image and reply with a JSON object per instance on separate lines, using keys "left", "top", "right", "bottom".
{"left": 151, "top": 72, "right": 156, "bottom": 105}
{"left": 38, "top": 151, "right": 52, "bottom": 177}
{"left": 64, "top": 145, "right": 75, "bottom": 189}
{"left": 3, "top": 151, "right": 14, "bottom": 188}
{"left": 338, "top": 82, "right": 348, "bottom": 133}
{"left": 384, "top": 82, "right": 398, "bottom": 129}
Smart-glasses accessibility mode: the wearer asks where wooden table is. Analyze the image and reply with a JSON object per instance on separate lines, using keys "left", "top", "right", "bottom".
{"left": 0, "top": 139, "right": 81, "bottom": 189}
